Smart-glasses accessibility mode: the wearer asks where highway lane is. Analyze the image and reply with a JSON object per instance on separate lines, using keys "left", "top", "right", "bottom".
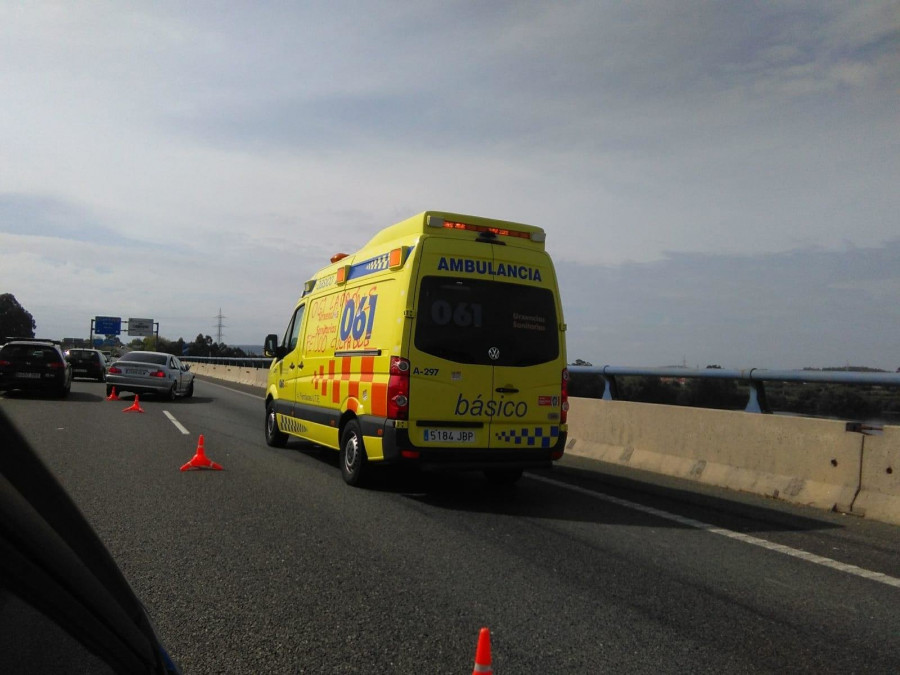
{"left": 2, "top": 379, "right": 899, "bottom": 674}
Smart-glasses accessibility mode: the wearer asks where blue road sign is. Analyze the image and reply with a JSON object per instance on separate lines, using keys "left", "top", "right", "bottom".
{"left": 94, "top": 316, "right": 122, "bottom": 335}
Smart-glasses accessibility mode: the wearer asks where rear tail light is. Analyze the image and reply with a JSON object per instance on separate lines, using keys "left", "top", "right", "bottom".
{"left": 108, "top": 366, "right": 122, "bottom": 374}
{"left": 47, "top": 361, "right": 65, "bottom": 370}
{"left": 149, "top": 370, "right": 166, "bottom": 378}
{"left": 387, "top": 356, "right": 410, "bottom": 420}
{"left": 0, "top": 360, "right": 10, "bottom": 367}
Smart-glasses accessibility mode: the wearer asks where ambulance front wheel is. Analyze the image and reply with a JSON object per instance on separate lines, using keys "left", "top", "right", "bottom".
{"left": 340, "top": 420, "right": 369, "bottom": 487}
{"left": 265, "top": 401, "right": 288, "bottom": 448}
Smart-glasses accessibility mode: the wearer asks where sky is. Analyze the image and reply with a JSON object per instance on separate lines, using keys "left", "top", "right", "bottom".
{"left": 1, "top": 1, "right": 898, "bottom": 370}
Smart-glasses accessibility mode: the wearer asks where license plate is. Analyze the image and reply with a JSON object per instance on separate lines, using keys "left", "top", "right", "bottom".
{"left": 16, "top": 372, "right": 41, "bottom": 379}
{"left": 423, "top": 429, "right": 476, "bottom": 443}
{"left": 125, "top": 369, "right": 143, "bottom": 375}
{"left": 75, "top": 369, "right": 88, "bottom": 374}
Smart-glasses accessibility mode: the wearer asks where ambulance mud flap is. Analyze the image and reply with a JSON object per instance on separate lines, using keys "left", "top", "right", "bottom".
{"left": 269, "top": 398, "right": 293, "bottom": 419}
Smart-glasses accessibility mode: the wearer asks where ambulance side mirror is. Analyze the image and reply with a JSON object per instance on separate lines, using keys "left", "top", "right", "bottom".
{"left": 263, "top": 334, "right": 285, "bottom": 359}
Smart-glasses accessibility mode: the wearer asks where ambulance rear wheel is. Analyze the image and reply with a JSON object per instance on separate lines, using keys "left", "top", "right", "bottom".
{"left": 340, "top": 420, "right": 368, "bottom": 487}
{"left": 265, "top": 401, "right": 288, "bottom": 448}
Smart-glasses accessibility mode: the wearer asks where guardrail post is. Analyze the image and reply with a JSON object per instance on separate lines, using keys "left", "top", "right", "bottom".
{"left": 745, "top": 380, "right": 770, "bottom": 414}
{"left": 602, "top": 375, "right": 619, "bottom": 401}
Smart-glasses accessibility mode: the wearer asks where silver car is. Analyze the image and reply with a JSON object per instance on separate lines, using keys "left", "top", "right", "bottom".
{"left": 106, "top": 351, "right": 194, "bottom": 400}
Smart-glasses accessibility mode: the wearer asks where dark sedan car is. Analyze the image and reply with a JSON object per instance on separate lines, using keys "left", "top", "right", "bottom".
{"left": 65, "top": 348, "right": 108, "bottom": 382}
{"left": 0, "top": 339, "right": 73, "bottom": 397}
{"left": 106, "top": 351, "right": 194, "bottom": 400}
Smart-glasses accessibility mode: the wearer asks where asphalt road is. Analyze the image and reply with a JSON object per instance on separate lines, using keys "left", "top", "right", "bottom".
{"left": 2, "top": 378, "right": 899, "bottom": 674}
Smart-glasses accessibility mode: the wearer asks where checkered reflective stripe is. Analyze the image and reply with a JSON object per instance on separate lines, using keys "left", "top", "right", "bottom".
{"left": 495, "top": 426, "right": 560, "bottom": 448}
{"left": 279, "top": 416, "right": 308, "bottom": 434}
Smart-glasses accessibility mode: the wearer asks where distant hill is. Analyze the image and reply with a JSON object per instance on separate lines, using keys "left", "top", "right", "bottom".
{"left": 805, "top": 366, "right": 890, "bottom": 373}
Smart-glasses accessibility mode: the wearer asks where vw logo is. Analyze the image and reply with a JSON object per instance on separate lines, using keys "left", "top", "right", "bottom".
{"left": 488, "top": 347, "right": 500, "bottom": 361}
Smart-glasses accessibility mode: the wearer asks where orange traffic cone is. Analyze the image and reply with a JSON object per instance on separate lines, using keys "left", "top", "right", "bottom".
{"left": 106, "top": 387, "right": 120, "bottom": 401}
{"left": 122, "top": 395, "right": 144, "bottom": 413}
{"left": 472, "top": 627, "right": 492, "bottom": 675}
{"left": 180, "top": 435, "right": 223, "bottom": 471}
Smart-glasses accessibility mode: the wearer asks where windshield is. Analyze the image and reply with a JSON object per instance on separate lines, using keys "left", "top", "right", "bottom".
{"left": 119, "top": 352, "right": 168, "bottom": 366}
{"left": 1, "top": 345, "right": 59, "bottom": 360}
{"left": 68, "top": 350, "right": 98, "bottom": 359}
{"left": 414, "top": 276, "right": 558, "bottom": 366}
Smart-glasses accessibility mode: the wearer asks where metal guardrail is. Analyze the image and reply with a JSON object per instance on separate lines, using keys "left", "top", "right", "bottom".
{"left": 567, "top": 365, "right": 900, "bottom": 414}
{"left": 181, "top": 356, "right": 272, "bottom": 368}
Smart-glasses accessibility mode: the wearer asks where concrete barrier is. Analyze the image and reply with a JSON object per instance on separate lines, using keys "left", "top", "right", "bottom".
{"left": 853, "top": 427, "right": 900, "bottom": 526}
{"left": 565, "top": 398, "right": 869, "bottom": 514}
{"left": 187, "top": 363, "right": 267, "bottom": 390}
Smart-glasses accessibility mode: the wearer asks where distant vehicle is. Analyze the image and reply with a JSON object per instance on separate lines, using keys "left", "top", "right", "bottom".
{"left": 65, "top": 348, "right": 108, "bottom": 382}
{"left": 106, "top": 351, "right": 194, "bottom": 400}
{"left": 0, "top": 339, "right": 73, "bottom": 397}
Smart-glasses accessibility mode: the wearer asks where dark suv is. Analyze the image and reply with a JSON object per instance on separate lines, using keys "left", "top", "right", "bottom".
{"left": 65, "top": 348, "right": 108, "bottom": 382}
{"left": 0, "top": 339, "right": 73, "bottom": 397}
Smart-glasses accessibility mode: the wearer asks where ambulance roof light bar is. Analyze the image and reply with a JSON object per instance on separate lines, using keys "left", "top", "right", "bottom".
{"left": 427, "top": 216, "right": 545, "bottom": 242}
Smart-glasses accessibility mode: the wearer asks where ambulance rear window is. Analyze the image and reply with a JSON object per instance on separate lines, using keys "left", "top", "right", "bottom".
{"left": 414, "top": 276, "right": 558, "bottom": 366}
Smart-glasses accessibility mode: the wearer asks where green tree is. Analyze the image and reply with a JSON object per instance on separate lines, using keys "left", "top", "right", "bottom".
{"left": 630, "top": 376, "right": 680, "bottom": 405}
{"left": 0, "top": 293, "right": 36, "bottom": 338}
{"left": 186, "top": 334, "right": 214, "bottom": 356}
{"left": 679, "top": 375, "right": 744, "bottom": 410}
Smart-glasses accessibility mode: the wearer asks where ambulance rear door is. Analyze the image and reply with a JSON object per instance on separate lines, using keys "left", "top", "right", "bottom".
{"left": 407, "top": 237, "right": 495, "bottom": 450}
{"left": 408, "top": 235, "right": 563, "bottom": 451}
{"left": 486, "top": 245, "right": 564, "bottom": 451}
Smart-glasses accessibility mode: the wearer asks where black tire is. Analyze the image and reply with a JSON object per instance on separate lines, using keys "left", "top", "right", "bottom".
{"left": 106, "top": 384, "right": 113, "bottom": 397}
{"left": 339, "top": 420, "right": 368, "bottom": 487}
{"left": 484, "top": 468, "right": 523, "bottom": 486}
{"left": 265, "top": 400, "right": 288, "bottom": 448}
{"left": 57, "top": 374, "right": 71, "bottom": 398}
{"left": 168, "top": 383, "right": 178, "bottom": 401}
{"left": 184, "top": 380, "right": 194, "bottom": 398}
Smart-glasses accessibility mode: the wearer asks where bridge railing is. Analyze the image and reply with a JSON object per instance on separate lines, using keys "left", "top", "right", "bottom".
{"left": 567, "top": 365, "right": 900, "bottom": 415}
{"left": 179, "top": 357, "right": 900, "bottom": 417}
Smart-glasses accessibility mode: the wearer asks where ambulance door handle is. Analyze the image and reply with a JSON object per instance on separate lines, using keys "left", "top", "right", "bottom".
{"left": 495, "top": 387, "right": 519, "bottom": 394}
{"left": 299, "top": 361, "right": 304, "bottom": 369}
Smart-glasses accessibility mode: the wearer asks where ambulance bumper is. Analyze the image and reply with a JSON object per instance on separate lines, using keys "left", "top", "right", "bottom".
{"left": 377, "top": 421, "right": 566, "bottom": 469}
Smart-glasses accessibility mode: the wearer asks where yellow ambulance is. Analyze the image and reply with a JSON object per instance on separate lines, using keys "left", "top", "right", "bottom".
{"left": 263, "top": 211, "right": 568, "bottom": 486}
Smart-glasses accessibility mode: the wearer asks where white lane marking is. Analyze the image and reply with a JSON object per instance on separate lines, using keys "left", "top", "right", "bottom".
{"left": 163, "top": 411, "right": 190, "bottom": 435}
{"left": 530, "top": 474, "right": 900, "bottom": 589}
{"left": 195, "top": 378, "right": 263, "bottom": 399}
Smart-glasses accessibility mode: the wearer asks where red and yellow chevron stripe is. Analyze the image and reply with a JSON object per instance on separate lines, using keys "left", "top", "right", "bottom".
{"left": 310, "top": 355, "right": 388, "bottom": 417}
